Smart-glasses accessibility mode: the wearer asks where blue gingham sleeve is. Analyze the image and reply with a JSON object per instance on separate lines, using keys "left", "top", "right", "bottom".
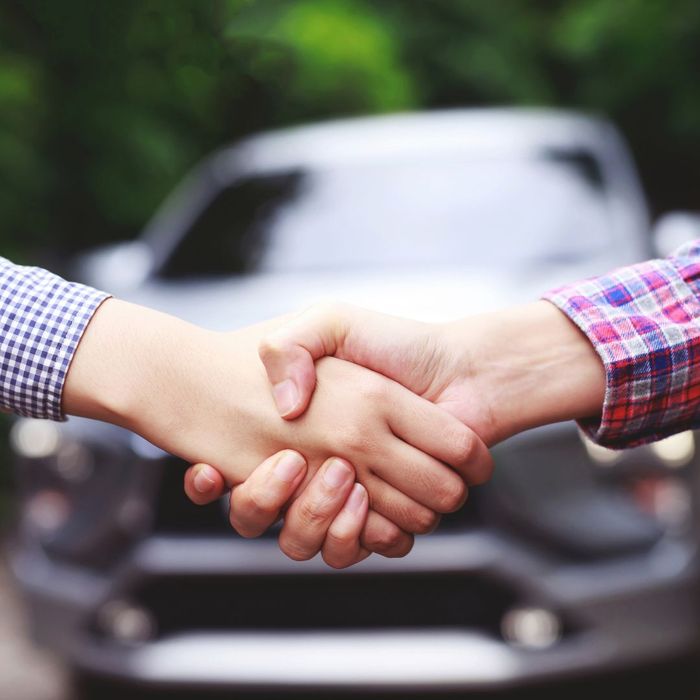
{"left": 0, "top": 257, "right": 110, "bottom": 420}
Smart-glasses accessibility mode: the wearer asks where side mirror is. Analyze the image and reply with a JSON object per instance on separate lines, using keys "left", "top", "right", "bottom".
{"left": 73, "top": 241, "right": 154, "bottom": 292}
{"left": 652, "top": 211, "right": 700, "bottom": 257}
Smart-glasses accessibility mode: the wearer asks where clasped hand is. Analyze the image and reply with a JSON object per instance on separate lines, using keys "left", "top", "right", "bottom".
{"left": 184, "top": 304, "right": 497, "bottom": 568}
{"left": 181, "top": 300, "right": 605, "bottom": 568}
{"left": 65, "top": 298, "right": 602, "bottom": 569}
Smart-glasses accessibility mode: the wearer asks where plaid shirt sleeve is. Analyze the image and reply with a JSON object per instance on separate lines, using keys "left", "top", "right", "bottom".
{"left": 543, "top": 239, "right": 700, "bottom": 449}
{"left": 0, "top": 257, "right": 110, "bottom": 421}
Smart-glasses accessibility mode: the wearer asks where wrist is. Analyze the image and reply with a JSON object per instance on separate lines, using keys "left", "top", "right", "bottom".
{"left": 444, "top": 301, "right": 605, "bottom": 444}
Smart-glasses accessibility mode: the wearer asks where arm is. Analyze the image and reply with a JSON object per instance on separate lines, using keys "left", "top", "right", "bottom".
{"left": 197, "top": 242, "right": 700, "bottom": 558}
{"left": 256, "top": 299, "right": 605, "bottom": 447}
{"left": 64, "top": 298, "right": 486, "bottom": 531}
{"left": 258, "top": 241, "right": 700, "bottom": 448}
{"left": 190, "top": 299, "right": 600, "bottom": 561}
{"left": 0, "top": 259, "right": 490, "bottom": 564}
{"left": 0, "top": 257, "right": 370, "bottom": 564}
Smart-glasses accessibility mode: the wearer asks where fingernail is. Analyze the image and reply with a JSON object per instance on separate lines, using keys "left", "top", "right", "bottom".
{"left": 273, "top": 451, "right": 305, "bottom": 482}
{"left": 273, "top": 379, "right": 299, "bottom": 416}
{"left": 193, "top": 466, "right": 216, "bottom": 493}
{"left": 323, "top": 458, "right": 353, "bottom": 488}
{"left": 345, "top": 483, "right": 367, "bottom": 514}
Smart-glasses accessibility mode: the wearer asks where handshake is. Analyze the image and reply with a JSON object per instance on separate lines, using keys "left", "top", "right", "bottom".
{"left": 64, "top": 298, "right": 606, "bottom": 569}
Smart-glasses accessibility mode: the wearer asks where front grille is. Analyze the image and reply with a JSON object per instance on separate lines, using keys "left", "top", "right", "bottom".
{"left": 132, "top": 571, "right": 516, "bottom": 637}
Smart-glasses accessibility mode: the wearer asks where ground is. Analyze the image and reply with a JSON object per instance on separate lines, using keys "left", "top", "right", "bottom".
{"left": 0, "top": 560, "right": 69, "bottom": 700}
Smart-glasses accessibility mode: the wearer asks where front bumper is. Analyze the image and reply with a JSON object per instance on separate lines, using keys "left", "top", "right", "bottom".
{"left": 9, "top": 530, "right": 699, "bottom": 692}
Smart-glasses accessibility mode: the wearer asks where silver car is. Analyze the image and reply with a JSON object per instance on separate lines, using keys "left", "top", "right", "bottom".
{"left": 9, "top": 109, "right": 700, "bottom": 693}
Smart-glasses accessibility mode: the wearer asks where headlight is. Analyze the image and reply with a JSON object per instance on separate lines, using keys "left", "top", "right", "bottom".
{"left": 580, "top": 429, "right": 696, "bottom": 471}
{"left": 577, "top": 428, "right": 696, "bottom": 537}
{"left": 579, "top": 432, "right": 621, "bottom": 466}
{"left": 650, "top": 431, "right": 695, "bottom": 468}
{"left": 501, "top": 607, "right": 562, "bottom": 649}
{"left": 10, "top": 419, "right": 61, "bottom": 459}
{"left": 10, "top": 417, "right": 161, "bottom": 567}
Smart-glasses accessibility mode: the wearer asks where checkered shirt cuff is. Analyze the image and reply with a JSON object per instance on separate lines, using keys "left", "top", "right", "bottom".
{"left": 0, "top": 258, "right": 110, "bottom": 420}
{"left": 543, "top": 240, "right": 700, "bottom": 449}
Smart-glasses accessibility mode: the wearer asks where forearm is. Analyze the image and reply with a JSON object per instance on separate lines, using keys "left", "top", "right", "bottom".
{"left": 443, "top": 301, "right": 606, "bottom": 445}
{"left": 63, "top": 299, "right": 288, "bottom": 478}
{"left": 449, "top": 241, "right": 700, "bottom": 448}
{"left": 63, "top": 298, "right": 211, "bottom": 428}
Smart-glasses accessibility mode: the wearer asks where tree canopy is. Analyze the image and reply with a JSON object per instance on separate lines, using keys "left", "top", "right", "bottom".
{"left": 0, "top": 0, "right": 698, "bottom": 259}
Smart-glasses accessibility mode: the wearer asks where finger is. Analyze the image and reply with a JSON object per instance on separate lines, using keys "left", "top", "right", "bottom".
{"left": 278, "top": 457, "right": 355, "bottom": 561}
{"left": 229, "top": 451, "right": 307, "bottom": 538}
{"left": 387, "top": 389, "right": 495, "bottom": 485}
{"left": 321, "top": 483, "right": 371, "bottom": 569}
{"left": 372, "top": 440, "right": 468, "bottom": 513}
{"left": 259, "top": 303, "right": 352, "bottom": 419}
{"left": 184, "top": 463, "right": 227, "bottom": 506}
{"left": 361, "top": 510, "right": 415, "bottom": 558}
{"left": 363, "top": 474, "right": 441, "bottom": 535}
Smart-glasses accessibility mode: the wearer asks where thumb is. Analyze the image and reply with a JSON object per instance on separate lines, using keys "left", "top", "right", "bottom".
{"left": 259, "top": 303, "right": 351, "bottom": 419}
{"left": 184, "top": 463, "right": 227, "bottom": 505}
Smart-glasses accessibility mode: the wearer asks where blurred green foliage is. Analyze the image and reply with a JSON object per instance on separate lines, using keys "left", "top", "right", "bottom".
{"left": 0, "top": 0, "right": 699, "bottom": 259}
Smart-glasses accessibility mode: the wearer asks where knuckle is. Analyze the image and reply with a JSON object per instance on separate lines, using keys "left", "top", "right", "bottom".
{"left": 245, "top": 485, "right": 279, "bottom": 517}
{"left": 229, "top": 520, "right": 257, "bottom": 539}
{"left": 257, "top": 336, "right": 274, "bottom": 357}
{"left": 364, "top": 522, "right": 405, "bottom": 554}
{"left": 279, "top": 534, "right": 314, "bottom": 562}
{"left": 435, "top": 475, "right": 468, "bottom": 512}
{"left": 228, "top": 492, "right": 276, "bottom": 537}
{"left": 325, "top": 523, "right": 347, "bottom": 544}
{"left": 383, "top": 532, "right": 414, "bottom": 558}
{"left": 297, "top": 498, "right": 330, "bottom": 528}
{"left": 357, "top": 375, "right": 389, "bottom": 404}
{"left": 340, "top": 425, "right": 373, "bottom": 454}
{"left": 325, "top": 523, "right": 354, "bottom": 549}
{"left": 322, "top": 550, "right": 352, "bottom": 570}
{"left": 258, "top": 334, "right": 288, "bottom": 363}
{"left": 411, "top": 507, "right": 440, "bottom": 535}
{"left": 228, "top": 509, "right": 258, "bottom": 539}
{"left": 450, "top": 427, "right": 477, "bottom": 465}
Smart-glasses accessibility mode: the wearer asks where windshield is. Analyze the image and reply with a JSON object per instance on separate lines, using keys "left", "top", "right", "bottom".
{"left": 158, "top": 155, "right": 614, "bottom": 279}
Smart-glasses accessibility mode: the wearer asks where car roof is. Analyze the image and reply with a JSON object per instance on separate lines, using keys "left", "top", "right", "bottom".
{"left": 212, "top": 108, "right": 619, "bottom": 174}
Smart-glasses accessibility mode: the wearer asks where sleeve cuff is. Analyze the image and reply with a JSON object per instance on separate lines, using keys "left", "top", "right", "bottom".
{"left": 0, "top": 260, "right": 110, "bottom": 421}
{"left": 543, "top": 254, "right": 700, "bottom": 449}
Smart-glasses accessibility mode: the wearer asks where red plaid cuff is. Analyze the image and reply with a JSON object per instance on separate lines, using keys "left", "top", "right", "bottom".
{"left": 543, "top": 240, "right": 700, "bottom": 448}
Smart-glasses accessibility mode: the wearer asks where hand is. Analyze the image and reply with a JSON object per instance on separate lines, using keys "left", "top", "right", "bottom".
{"left": 180, "top": 300, "right": 603, "bottom": 562}
{"left": 184, "top": 452, "right": 371, "bottom": 569}
{"left": 63, "top": 300, "right": 489, "bottom": 556}
{"left": 258, "top": 301, "right": 606, "bottom": 445}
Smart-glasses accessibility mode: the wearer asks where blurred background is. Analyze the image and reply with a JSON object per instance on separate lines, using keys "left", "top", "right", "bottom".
{"left": 3, "top": 0, "right": 700, "bottom": 259}
{"left": 2, "top": 1, "right": 700, "bottom": 698}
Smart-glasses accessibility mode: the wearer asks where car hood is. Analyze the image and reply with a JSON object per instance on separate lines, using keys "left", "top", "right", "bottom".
{"left": 115, "top": 263, "right": 601, "bottom": 331}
